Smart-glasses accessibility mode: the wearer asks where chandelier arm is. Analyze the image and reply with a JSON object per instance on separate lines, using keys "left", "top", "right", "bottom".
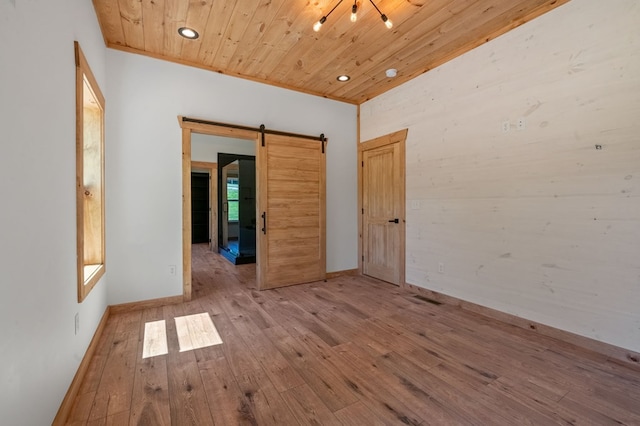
{"left": 368, "top": 0, "right": 384, "bottom": 16}
{"left": 316, "top": 0, "right": 391, "bottom": 31}
{"left": 325, "top": 0, "right": 345, "bottom": 18}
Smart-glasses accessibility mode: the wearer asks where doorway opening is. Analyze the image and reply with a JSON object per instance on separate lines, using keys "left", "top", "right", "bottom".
{"left": 191, "top": 172, "right": 210, "bottom": 244}
{"left": 358, "top": 129, "right": 407, "bottom": 286}
{"left": 191, "top": 161, "right": 218, "bottom": 252}
{"left": 180, "top": 116, "right": 327, "bottom": 299}
{"left": 218, "top": 153, "right": 256, "bottom": 265}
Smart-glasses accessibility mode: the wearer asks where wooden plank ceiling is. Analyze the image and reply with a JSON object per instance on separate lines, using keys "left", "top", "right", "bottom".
{"left": 92, "top": 0, "right": 569, "bottom": 104}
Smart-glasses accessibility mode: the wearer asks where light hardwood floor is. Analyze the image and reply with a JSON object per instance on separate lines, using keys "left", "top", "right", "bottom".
{"left": 66, "top": 244, "right": 640, "bottom": 425}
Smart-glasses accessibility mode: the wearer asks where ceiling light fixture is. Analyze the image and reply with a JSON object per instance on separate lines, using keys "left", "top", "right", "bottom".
{"left": 337, "top": 75, "right": 350, "bottom": 82}
{"left": 178, "top": 27, "right": 199, "bottom": 39}
{"left": 314, "top": 0, "right": 393, "bottom": 32}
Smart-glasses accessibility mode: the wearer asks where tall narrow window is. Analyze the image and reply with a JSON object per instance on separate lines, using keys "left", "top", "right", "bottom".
{"left": 75, "top": 41, "right": 105, "bottom": 302}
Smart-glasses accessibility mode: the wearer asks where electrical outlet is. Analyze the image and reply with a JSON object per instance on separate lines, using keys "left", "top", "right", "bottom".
{"left": 517, "top": 117, "right": 526, "bottom": 130}
{"left": 411, "top": 200, "right": 420, "bottom": 210}
{"left": 502, "top": 121, "right": 510, "bottom": 133}
{"left": 169, "top": 265, "right": 176, "bottom": 276}
{"left": 438, "top": 262, "right": 444, "bottom": 274}
{"left": 74, "top": 313, "right": 80, "bottom": 335}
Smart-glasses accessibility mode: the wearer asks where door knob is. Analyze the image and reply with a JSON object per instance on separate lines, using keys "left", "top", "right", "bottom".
{"left": 388, "top": 218, "right": 399, "bottom": 223}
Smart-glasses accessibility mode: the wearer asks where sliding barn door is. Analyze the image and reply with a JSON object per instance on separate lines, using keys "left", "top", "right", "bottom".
{"left": 257, "top": 134, "right": 326, "bottom": 290}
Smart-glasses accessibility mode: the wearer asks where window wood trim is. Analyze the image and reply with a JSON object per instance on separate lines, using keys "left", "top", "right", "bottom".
{"left": 76, "top": 41, "right": 106, "bottom": 302}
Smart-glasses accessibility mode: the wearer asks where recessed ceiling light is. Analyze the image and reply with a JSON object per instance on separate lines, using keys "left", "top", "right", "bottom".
{"left": 337, "top": 75, "right": 350, "bottom": 82}
{"left": 178, "top": 27, "right": 199, "bottom": 39}
{"left": 385, "top": 68, "right": 397, "bottom": 78}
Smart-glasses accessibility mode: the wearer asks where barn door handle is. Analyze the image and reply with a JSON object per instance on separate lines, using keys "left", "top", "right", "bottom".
{"left": 388, "top": 218, "right": 399, "bottom": 223}
{"left": 261, "top": 212, "right": 267, "bottom": 234}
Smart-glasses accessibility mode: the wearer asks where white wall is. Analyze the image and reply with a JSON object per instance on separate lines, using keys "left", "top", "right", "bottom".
{"left": 106, "top": 50, "right": 358, "bottom": 304}
{"left": 360, "top": 0, "right": 640, "bottom": 352}
{"left": 192, "top": 133, "right": 256, "bottom": 162}
{"left": 0, "top": 1, "right": 108, "bottom": 424}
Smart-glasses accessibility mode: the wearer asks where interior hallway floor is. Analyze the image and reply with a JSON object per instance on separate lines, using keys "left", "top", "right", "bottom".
{"left": 65, "top": 244, "right": 640, "bottom": 425}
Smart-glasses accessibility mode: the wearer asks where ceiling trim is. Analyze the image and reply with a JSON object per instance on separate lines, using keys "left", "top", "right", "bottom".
{"left": 107, "top": 43, "right": 360, "bottom": 105}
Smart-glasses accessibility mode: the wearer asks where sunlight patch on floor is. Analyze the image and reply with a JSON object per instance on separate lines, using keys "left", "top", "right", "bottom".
{"left": 142, "top": 320, "right": 168, "bottom": 359}
{"left": 142, "top": 313, "right": 222, "bottom": 358}
{"left": 175, "top": 312, "right": 223, "bottom": 352}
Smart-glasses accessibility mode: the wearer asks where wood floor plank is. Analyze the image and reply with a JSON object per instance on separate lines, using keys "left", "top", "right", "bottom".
{"left": 83, "top": 410, "right": 130, "bottom": 426}
{"left": 225, "top": 290, "right": 278, "bottom": 330}
{"left": 77, "top": 315, "right": 119, "bottom": 396}
{"left": 558, "top": 388, "right": 640, "bottom": 425}
{"left": 280, "top": 384, "right": 341, "bottom": 425}
{"left": 287, "top": 284, "right": 370, "bottom": 324}
{"left": 388, "top": 308, "right": 455, "bottom": 335}
{"left": 382, "top": 316, "right": 510, "bottom": 382}
{"left": 493, "top": 374, "right": 636, "bottom": 426}
{"left": 163, "top": 303, "right": 215, "bottom": 425}
{"left": 85, "top": 417, "right": 106, "bottom": 426}
{"left": 374, "top": 350, "right": 498, "bottom": 425}
{"left": 429, "top": 362, "right": 557, "bottom": 425}
{"left": 129, "top": 306, "right": 171, "bottom": 426}
{"left": 199, "top": 357, "right": 258, "bottom": 425}
{"left": 560, "top": 386, "right": 640, "bottom": 424}
{"left": 206, "top": 306, "right": 265, "bottom": 378}
{"left": 141, "top": 319, "right": 168, "bottom": 359}
{"left": 64, "top": 244, "right": 640, "bottom": 425}
{"left": 224, "top": 308, "right": 306, "bottom": 392}
{"left": 334, "top": 342, "right": 462, "bottom": 425}
{"left": 333, "top": 401, "right": 387, "bottom": 426}
{"left": 263, "top": 325, "right": 360, "bottom": 412}
{"left": 234, "top": 368, "right": 300, "bottom": 425}
{"left": 258, "top": 291, "right": 349, "bottom": 347}
{"left": 104, "top": 410, "right": 129, "bottom": 425}
{"left": 174, "top": 312, "right": 223, "bottom": 352}
{"left": 185, "top": 297, "right": 228, "bottom": 363}
{"left": 540, "top": 347, "right": 640, "bottom": 404}
{"left": 66, "top": 390, "right": 96, "bottom": 425}
{"left": 87, "top": 312, "right": 141, "bottom": 421}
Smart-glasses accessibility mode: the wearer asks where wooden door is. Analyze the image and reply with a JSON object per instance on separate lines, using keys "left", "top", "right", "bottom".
{"left": 257, "top": 134, "right": 326, "bottom": 289}
{"left": 361, "top": 130, "right": 406, "bottom": 285}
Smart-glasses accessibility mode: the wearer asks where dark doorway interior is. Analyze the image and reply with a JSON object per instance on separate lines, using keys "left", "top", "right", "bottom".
{"left": 218, "top": 153, "right": 256, "bottom": 265}
{"left": 191, "top": 172, "right": 210, "bottom": 244}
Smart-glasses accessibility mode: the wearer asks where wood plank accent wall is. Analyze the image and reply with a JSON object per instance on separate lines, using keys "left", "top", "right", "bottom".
{"left": 360, "top": 0, "right": 640, "bottom": 354}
